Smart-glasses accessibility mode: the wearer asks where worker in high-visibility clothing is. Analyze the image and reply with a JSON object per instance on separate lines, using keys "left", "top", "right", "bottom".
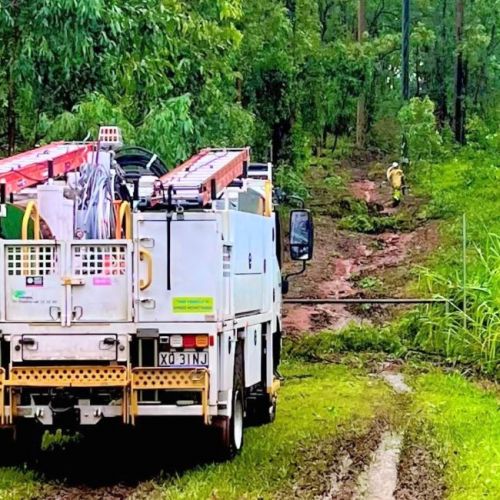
{"left": 386, "top": 162, "right": 405, "bottom": 206}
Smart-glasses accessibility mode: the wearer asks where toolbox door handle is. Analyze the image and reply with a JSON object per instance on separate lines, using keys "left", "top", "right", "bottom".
{"left": 19, "top": 337, "right": 36, "bottom": 347}
{"left": 49, "top": 306, "right": 61, "bottom": 321}
{"left": 139, "top": 249, "right": 153, "bottom": 291}
{"left": 72, "top": 306, "right": 84, "bottom": 320}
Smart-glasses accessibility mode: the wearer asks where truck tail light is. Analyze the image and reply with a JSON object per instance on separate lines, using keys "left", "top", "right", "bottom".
{"left": 170, "top": 334, "right": 210, "bottom": 349}
{"left": 170, "top": 335, "right": 183, "bottom": 348}
{"left": 183, "top": 335, "right": 196, "bottom": 349}
{"left": 195, "top": 335, "right": 209, "bottom": 348}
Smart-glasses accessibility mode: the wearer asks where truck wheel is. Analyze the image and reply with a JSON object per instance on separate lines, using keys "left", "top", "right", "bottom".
{"left": 247, "top": 394, "right": 277, "bottom": 426}
{"left": 0, "top": 429, "right": 15, "bottom": 466}
{"left": 13, "top": 422, "right": 43, "bottom": 465}
{"left": 213, "top": 342, "right": 244, "bottom": 460}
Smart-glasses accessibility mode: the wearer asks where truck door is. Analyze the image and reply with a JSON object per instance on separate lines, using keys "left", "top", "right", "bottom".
{"left": 68, "top": 241, "right": 133, "bottom": 323}
{"left": 137, "top": 216, "right": 221, "bottom": 322}
{"left": 232, "top": 212, "right": 265, "bottom": 315}
{"left": 1, "top": 242, "right": 64, "bottom": 322}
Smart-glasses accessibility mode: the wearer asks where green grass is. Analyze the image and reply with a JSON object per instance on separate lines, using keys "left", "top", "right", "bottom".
{"left": 284, "top": 324, "right": 405, "bottom": 361}
{"left": 0, "top": 362, "right": 391, "bottom": 499}
{"left": 408, "top": 370, "right": 500, "bottom": 500}
{"left": 0, "top": 468, "right": 47, "bottom": 499}
{"left": 148, "top": 361, "right": 391, "bottom": 499}
{"left": 410, "top": 151, "right": 500, "bottom": 372}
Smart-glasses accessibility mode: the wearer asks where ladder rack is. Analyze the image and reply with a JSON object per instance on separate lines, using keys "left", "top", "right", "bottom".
{"left": 0, "top": 143, "right": 91, "bottom": 195}
{"left": 158, "top": 148, "right": 250, "bottom": 206}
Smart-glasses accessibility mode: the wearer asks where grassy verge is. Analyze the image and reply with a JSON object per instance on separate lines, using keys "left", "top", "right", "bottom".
{"left": 411, "top": 150, "right": 499, "bottom": 373}
{"left": 407, "top": 370, "right": 500, "bottom": 499}
{"left": 146, "top": 361, "right": 391, "bottom": 499}
{"left": 0, "top": 468, "right": 47, "bottom": 499}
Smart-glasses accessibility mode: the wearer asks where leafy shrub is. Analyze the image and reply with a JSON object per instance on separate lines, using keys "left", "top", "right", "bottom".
{"left": 284, "top": 324, "right": 405, "bottom": 361}
{"left": 339, "top": 212, "right": 416, "bottom": 233}
{"left": 275, "top": 165, "right": 309, "bottom": 199}
{"left": 46, "top": 93, "right": 136, "bottom": 143}
{"left": 200, "top": 102, "right": 255, "bottom": 148}
{"left": 369, "top": 116, "right": 400, "bottom": 154}
{"left": 398, "top": 97, "right": 442, "bottom": 160}
{"left": 466, "top": 114, "right": 500, "bottom": 154}
{"left": 137, "top": 94, "right": 194, "bottom": 167}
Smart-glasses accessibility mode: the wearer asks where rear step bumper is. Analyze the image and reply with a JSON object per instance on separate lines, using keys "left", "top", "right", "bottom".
{"left": 0, "top": 366, "right": 209, "bottom": 426}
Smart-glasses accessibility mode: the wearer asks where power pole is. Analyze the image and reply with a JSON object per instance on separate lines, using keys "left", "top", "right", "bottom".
{"left": 401, "top": 0, "right": 410, "bottom": 167}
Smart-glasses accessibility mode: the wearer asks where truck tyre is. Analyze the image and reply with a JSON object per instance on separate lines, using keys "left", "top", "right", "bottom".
{"left": 0, "top": 429, "right": 15, "bottom": 466}
{"left": 247, "top": 393, "right": 277, "bottom": 426}
{"left": 213, "top": 342, "right": 244, "bottom": 460}
{"left": 13, "top": 422, "right": 43, "bottom": 465}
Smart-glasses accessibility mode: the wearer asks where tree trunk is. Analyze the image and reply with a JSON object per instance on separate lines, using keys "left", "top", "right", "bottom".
{"left": 436, "top": 0, "right": 448, "bottom": 129}
{"left": 454, "top": 0, "right": 466, "bottom": 144}
{"left": 7, "top": 0, "right": 20, "bottom": 155}
{"left": 356, "top": 0, "right": 367, "bottom": 150}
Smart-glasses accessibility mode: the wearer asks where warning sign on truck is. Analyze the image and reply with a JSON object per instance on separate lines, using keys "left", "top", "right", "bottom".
{"left": 172, "top": 297, "right": 214, "bottom": 314}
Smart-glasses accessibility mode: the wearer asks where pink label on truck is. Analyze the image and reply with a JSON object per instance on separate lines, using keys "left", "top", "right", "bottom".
{"left": 93, "top": 277, "right": 112, "bottom": 286}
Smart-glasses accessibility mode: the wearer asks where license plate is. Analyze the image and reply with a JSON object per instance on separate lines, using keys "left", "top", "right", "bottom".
{"left": 158, "top": 351, "right": 208, "bottom": 368}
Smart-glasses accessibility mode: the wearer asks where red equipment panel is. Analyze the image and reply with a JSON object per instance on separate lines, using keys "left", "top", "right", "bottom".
{"left": 0, "top": 143, "right": 91, "bottom": 195}
{"left": 159, "top": 148, "right": 250, "bottom": 206}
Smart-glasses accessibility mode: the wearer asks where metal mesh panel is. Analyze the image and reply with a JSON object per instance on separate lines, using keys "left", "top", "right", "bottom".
{"left": 131, "top": 368, "right": 208, "bottom": 389}
{"left": 8, "top": 366, "right": 128, "bottom": 387}
{"left": 6, "top": 245, "right": 58, "bottom": 276}
{"left": 72, "top": 245, "right": 127, "bottom": 276}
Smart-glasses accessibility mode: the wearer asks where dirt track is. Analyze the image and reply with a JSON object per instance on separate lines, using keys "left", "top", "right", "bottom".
{"left": 283, "top": 160, "right": 439, "bottom": 335}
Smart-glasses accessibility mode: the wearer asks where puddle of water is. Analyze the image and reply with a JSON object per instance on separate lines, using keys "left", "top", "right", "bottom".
{"left": 355, "top": 431, "right": 403, "bottom": 500}
{"left": 381, "top": 372, "right": 412, "bottom": 394}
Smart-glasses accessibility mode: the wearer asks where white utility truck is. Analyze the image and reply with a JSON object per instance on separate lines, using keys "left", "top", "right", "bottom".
{"left": 0, "top": 128, "right": 313, "bottom": 458}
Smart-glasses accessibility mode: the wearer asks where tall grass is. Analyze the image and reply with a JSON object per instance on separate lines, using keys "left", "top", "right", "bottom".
{"left": 417, "top": 233, "right": 500, "bottom": 372}
{"left": 412, "top": 152, "right": 500, "bottom": 374}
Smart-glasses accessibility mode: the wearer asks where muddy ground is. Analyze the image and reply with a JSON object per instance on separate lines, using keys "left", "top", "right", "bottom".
{"left": 277, "top": 158, "right": 446, "bottom": 499}
{"left": 283, "top": 158, "right": 440, "bottom": 335}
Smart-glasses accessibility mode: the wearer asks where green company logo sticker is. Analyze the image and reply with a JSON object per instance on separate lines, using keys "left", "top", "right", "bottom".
{"left": 173, "top": 297, "right": 214, "bottom": 314}
{"left": 12, "top": 290, "right": 27, "bottom": 301}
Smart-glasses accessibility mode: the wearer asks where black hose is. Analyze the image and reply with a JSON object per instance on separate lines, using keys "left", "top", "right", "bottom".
{"left": 115, "top": 146, "right": 169, "bottom": 181}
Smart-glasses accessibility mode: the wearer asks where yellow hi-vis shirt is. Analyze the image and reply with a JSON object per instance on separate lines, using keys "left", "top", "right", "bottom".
{"left": 387, "top": 168, "right": 404, "bottom": 189}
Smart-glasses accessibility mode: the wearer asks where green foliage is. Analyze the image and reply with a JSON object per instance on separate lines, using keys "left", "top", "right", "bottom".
{"left": 466, "top": 114, "right": 500, "bottom": 154}
{"left": 46, "top": 94, "right": 135, "bottom": 143}
{"left": 137, "top": 95, "right": 194, "bottom": 167}
{"left": 358, "top": 276, "right": 383, "bottom": 291}
{"left": 339, "top": 211, "right": 416, "bottom": 234}
{"left": 199, "top": 102, "right": 255, "bottom": 149}
{"left": 411, "top": 150, "right": 500, "bottom": 373}
{"left": 41, "top": 429, "right": 81, "bottom": 452}
{"left": 284, "top": 324, "right": 405, "bottom": 361}
{"left": 274, "top": 165, "right": 309, "bottom": 199}
{"left": 417, "top": 234, "right": 500, "bottom": 373}
{"left": 1, "top": 0, "right": 498, "bottom": 167}
{"left": 398, "top": 97, "right": 443, "bottom": 160}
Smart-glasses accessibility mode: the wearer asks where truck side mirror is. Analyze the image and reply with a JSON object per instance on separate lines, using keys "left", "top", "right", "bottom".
{"left": 289, "top": 209, "right": 314, "bottom": 261}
